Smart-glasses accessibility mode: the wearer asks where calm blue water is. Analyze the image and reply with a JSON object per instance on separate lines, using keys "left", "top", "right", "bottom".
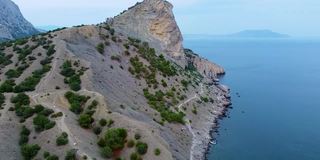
{"left": 184, "top": 38, "right": 320, "bottom": 160}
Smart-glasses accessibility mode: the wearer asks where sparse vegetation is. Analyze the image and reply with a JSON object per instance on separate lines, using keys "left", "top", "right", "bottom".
{"left": 104, "top": 128, "right": 127, "bottom": 150}
{"left": 127, "top": 139, "right": 135, "bottom": 148}
{"left": 21, "top": 144, "right": 41, "bottom": 160}
{"left": 65, "top": 149, "right": 77, "bottom": 160}
{"left": 78, "top": 113, "right": 93, "bottom": 128}
{"left": 130, "top": 152, "right": 140, "bottom": 160}
{"left": 201, "top": 96, "right": 209, "bottom": 103}
{"left": 135, "top": 141, "right": 148, "bottom": 155}
{"left": 96, "top": 43, "right": 105, "bottom": 54}
{"left": 0, "top": 93, "right": 5, "bottom": 106}
{"left": 14, "top": 64, "right": 51, "bottom": 92}
{"left": 64, "top": 91, "right": 89, "bottom": 114}
{"left": 33, "top": 114, "right": 56, "bottom": 132}
{"left": 60, "top": 60, "right": 83, "bottom": 91}
{"left": 0, "top": 80, "right": 16, "bottom": 92}
{"left": 143, "top": 89, "right": 185, "bottom": 124}
{"left": 99, "top": 118, "right": 107, "bottom": 127}
{"left": 100, "top": 146, "right": 113, "bottom": 158}
{"left": 97, "top": 128, "right": 128, "bottom": 158}
{"left": 0, "top": 52, "right": 13, "bottom": 66}
{"left": 154, "top": 148, "right": 161, "bottom": 156}
{"left": 56, "top": 132, "right": 69, "bottom": 146}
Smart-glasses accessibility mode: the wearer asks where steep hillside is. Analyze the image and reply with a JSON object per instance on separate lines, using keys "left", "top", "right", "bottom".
{"left": 0, "top": 0, "right": 39, "bottom": 41}
{"left": 0, "top": 0, "right": 230, "bottom": 160}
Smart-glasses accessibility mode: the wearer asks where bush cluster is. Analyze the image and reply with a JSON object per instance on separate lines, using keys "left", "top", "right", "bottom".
{"left": 64, "top": 91, "right": 89, "bottom": 114}
{"left": 96, "top": 43, "right": 105, "bottom": 54}
{"left": 143, "top": 89, "right": 185, "bottom": 124}
{"left": 0, "top": 52, "right": 13, "bottom": 66}
{"left": 14, "top": 64, "right": 51, "bottom": 92}
{"left": 60, "top": 60, "right": 82, "bottom": 91}
{"left": 98, "top": 128, "right": 128, "bottom": 158}
{"left": 56, "top": 132, "right": 69, "bottom": 146}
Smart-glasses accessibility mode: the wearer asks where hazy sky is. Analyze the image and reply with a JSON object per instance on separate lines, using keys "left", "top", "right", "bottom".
{"left": 11, "top": 0, "right": 320, "bottom": 36}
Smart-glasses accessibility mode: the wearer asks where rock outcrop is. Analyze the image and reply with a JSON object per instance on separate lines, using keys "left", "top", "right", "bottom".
{"left": 110, "top": 0, "right": 184, "bottom": 62}
{"left": 110, "top": 0, "right": 225, "bottom": 78}
{"left": 185, "top": 49, "right": 225, "bottom": 78}
{"left": 0, "top": 0, "right": 39, "bottom": 40}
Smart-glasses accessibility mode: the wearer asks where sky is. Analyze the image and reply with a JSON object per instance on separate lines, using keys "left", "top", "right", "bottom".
{"left": 11, "top": 0, "right": 320, "bottom": 37}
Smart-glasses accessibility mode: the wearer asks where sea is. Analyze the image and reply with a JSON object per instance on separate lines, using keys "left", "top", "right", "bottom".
{"left": 184, "top": 37, "right": 320, "bottom": 160}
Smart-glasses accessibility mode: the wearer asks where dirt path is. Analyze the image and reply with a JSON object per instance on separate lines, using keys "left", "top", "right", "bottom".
{"left": 176, "top": 83, "right": 204, "bottom": 160}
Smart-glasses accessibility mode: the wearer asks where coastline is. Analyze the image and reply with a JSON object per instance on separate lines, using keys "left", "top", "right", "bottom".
{"left": 204, "top": 81, "right": 232, "bottom": 160}
{"left": 188, "top": 75, "right": 231, "bottom": 160}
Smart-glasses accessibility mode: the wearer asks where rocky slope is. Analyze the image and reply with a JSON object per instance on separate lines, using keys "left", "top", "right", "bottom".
{"left": 0, "top": 0, "right": 230, "bottom": 160}
{"left": 0, "top": 0, "right": 39, "bottom": 41}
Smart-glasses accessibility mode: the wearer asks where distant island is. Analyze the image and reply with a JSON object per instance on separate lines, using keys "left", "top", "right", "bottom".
{"left": 184, "top": 29, "right": 290, "bottom": 39}
{"left": 226, "top": 30, "right": 290, "bottom": 38}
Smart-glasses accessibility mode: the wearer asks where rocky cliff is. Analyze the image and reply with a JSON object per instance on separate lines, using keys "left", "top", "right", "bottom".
{"left": 0, "top": 0, "right": 230, "bottom": 160}
{"left": 110, "top": 0, "right": 224, "bottom": 77}
{"left": 0, "top": 0, "right": 39, "bottom": 41}
{"left": 111, "top": 0, "right": 183, "bottom": 61}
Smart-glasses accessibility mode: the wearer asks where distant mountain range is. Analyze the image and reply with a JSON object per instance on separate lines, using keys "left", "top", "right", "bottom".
{"left": 185, "top": 30, "right": 290, "bottom": 39}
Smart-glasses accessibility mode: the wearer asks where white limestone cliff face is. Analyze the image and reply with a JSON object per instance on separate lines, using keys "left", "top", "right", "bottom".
{"left": 111, "top": 0, "right": 225, "bottom": 79}
{"left": 110, "top": 0, "right": 184, "bottom": 62}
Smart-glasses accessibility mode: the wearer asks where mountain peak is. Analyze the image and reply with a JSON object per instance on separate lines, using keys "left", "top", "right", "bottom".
{"left": 0, "top": 0, "right": 39, "bottom": 41}
{"left": 111, "top": 0, "right": 184, "bottom": 61}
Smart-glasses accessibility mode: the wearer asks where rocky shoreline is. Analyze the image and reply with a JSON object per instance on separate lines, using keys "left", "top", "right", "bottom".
{"left": 203, "top": 79, "right": 232, "bottom": 160}
{"left": 204, "top": 81, "right": 232, "bottom": 160}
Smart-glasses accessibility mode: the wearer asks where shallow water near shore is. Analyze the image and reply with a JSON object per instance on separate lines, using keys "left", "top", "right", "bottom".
{"left": 184, "top": 37, "right": 320, "bottom": 160}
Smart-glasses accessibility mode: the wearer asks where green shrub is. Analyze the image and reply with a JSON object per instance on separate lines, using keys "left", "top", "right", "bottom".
{"left": 0, "top": 80, "right": 16, "bottom": 92}
{"left": 0, "top": 93, "right": 5, "bottom": 106}
{"left": 130, "top": 152, "right": 140, "bottom": 160}
{"left": 0, "top": 52, "right": 13, "bottom": 66}
{"left": 33, "top": 105, "right": 44, "bottom": 113}
{"left": 97, "top": 138, "right": 106, "bottom": 147}
{"left": 5, "top": 69, "right": 21, "bottom": 79}
{"left": 60, "top": 61, "right": 75, "bottom": 77}
{"left": 51, "top": 112, "right": 63, "bottom": 118}
{"left": 78, "top": 114, "right": 93, "bottom": 128}
{"left": 19, "top": 135, "right": 29, "bottom": 145}
{"left": 127, "top": 139, "right": 135, "bottom": 148}
{"left": 47, "top": 155, "right": 59, "bottom": 160}
{"left": 60, "top": 61, "right": 82, "bottom": 91}
{"left": 65, "top": 149, "right": 77, "bottom": 160}
{"left": 43, "top": 151, "right": 50, "bottom": 158}
{"left": 93, "top": 126, "right": 102, "bottom": 135}
{"left": 99, "top": 118, "right": 107, "bottom": 127}
{"left": 100, "top": 146, "right": 112, "bottom": 158}
{"left": 33, "top": 114, "right": 56, "bottom": 132}
{"left": 134, "top": 133, "right": 141, "bottom": 140}
{"left": 14, "top": 65, "right": 51, "bottom": 92}
{"left": 64, "top": 91, "right": 89, "bottom": 114}
{"left": 21, "top": 144, "right": 41, "bottom": 160}
{"left": 11, "top": 93, "right": 30, "bottom": 107}
{"left": 201, "top": 96, "right": 209, "bottom": 103}
{"left": 111, "top": 55, "right": 121, "bottom": 62}
{"left": 56, "top": 132, "right": 69, "bottom": 146}
{"left": 181, "top": 80, "right": 189, "bottom": 88}
{"left": 104, "top": 128, "right": 127, "bottom": 150}
{"left": 46, "top": 45, "right": 56, "bottom": 56}
{"left": 136, "top": 142, "right": 148, "bottom": 155}
{"left": 96, "top": 43, "right": 105, "bottom": 54}
{"left": 154, "top": 148, "right": 161, "bottom": 156}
